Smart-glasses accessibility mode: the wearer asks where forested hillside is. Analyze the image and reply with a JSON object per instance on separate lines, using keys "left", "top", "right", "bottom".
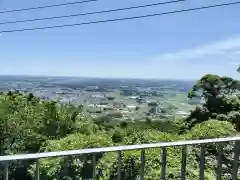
{"left": 0, "top": 66, "right": 239, "bottom": 180}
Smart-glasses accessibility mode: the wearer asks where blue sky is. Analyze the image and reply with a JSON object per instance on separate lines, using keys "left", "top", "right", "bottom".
{"left": 0, "top": 0, "right": 239, "bottom": 79}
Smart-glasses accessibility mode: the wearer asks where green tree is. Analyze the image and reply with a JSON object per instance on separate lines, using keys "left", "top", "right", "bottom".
{"left": 0, "top": 92, "right": 83, "bottom": 180}
{"left": 188, "top": 74, "right": 238, "bottom": 104}
{"left": 187, "top": 73, "right": 240, "bottom": 128}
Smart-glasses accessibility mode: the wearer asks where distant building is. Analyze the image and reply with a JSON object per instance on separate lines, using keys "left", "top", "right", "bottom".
{"left": 129, "top": 96, "right": 139, "bottom": 100}
{"left": 96, "top": 104, "right": 110, "bottom": 108}
{"left": 113, "top": 102, "right": 125, "bottom": 109}
{"left": 121, "top": 110, "right": 131, "bottom": 114}
{"left": 88, "top": 104, "right": 95, "bottom": 108}
{"left": 91, "top": 94, "right": 105, "bottom": 99}
{"left": 149, "top": 106, "right": 158, "bottom": 114}
{"left": 147, "top": 100, "right": 158, "bottom": 107}
{"left": 127, "top": 105, "right": 137, "bottom": 111}
{"left": 175, "top": 111, "right": 190, "bottom": 117}
{"left": 136, "top": 98, "right": 145, "bottom": 104}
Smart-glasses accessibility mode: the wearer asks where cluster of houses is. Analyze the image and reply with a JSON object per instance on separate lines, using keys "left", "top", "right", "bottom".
{"left": 84, "top": 86, "right": 195, "bottom": 120}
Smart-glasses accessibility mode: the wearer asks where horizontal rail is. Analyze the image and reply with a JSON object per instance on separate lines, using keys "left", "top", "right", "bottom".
{"left": 0, "top": 136, "right": 239, "bottom": 162}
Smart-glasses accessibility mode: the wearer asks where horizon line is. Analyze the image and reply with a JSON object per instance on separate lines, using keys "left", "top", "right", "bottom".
{"left": 0, "top": 74, "right": 198, "bottom": 81}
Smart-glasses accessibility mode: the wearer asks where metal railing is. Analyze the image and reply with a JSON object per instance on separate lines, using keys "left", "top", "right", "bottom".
{"left": 0, "top": 137, "right": 240, "bottom": 180}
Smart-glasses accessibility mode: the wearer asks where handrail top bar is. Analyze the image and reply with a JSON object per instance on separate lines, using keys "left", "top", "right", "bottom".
{"left": 0, "top": 136, "right": 240, "bottom": 162}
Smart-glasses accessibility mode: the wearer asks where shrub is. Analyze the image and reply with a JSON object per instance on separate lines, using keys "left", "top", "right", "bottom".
{"left": 189, "top": 120, "right": 236, "bottom": 140}
{"left": 29, "top": 133, "right": 112, "bottom": 180}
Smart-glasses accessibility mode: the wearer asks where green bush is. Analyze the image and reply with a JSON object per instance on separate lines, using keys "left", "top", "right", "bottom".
{"left": 189, "top": 120, "right": 236, "bottom": 140}
{"left": 29, "top": 133, "right": 112, "bottom": 180}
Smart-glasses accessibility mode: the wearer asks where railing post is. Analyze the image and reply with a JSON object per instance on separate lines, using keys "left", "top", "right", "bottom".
{"left": 216, "top": 145, "right": 222, "bottom": 180}
{"left": 4, "top": 161, "right": 8, "bottom": 180}
{"left": 161, "top": 147, "right": 167, "bottom": 180}
{"left": 232, "top": 140, "right": 240, "bottom": 180}
{"left": 92, "top": 154, "right": 96, "bottom": 180}
{"left": 117, "top": 151, "right": 122, "bottom": 180}
{"left": 140, "top": 149, "right": 145, "bottom": 180}
{"left": 199, "top": 145, "right": 205, "bottom": 180}
{"left": 36, "top": 159, "right": 40, "bottom": 180}
{"left": 181, "top": 145, "right": 187, "bottom": 180}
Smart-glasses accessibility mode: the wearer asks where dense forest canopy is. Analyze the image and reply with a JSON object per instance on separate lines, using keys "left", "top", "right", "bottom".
{"left": 0, "top": 65, "right": 239, "bottom": 180}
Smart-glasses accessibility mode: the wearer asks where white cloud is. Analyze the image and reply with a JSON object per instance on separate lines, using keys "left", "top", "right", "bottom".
{"left": 149, "top": 36, "right": 240, "bottom": 79}
{"left": 155, "top": 36, "right": 240, "bottom": 64}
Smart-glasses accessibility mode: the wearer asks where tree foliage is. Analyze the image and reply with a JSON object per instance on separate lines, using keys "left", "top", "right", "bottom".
{"left": 0, "top": 92, "right": 83, "bottom": 179}
{"left": 187, "top": 67, "right": 240, "bottom": 128}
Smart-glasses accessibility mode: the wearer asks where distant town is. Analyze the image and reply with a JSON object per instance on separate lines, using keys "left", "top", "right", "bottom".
{"left": 0, "top": 76, "right": 203, "bottom": 122}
